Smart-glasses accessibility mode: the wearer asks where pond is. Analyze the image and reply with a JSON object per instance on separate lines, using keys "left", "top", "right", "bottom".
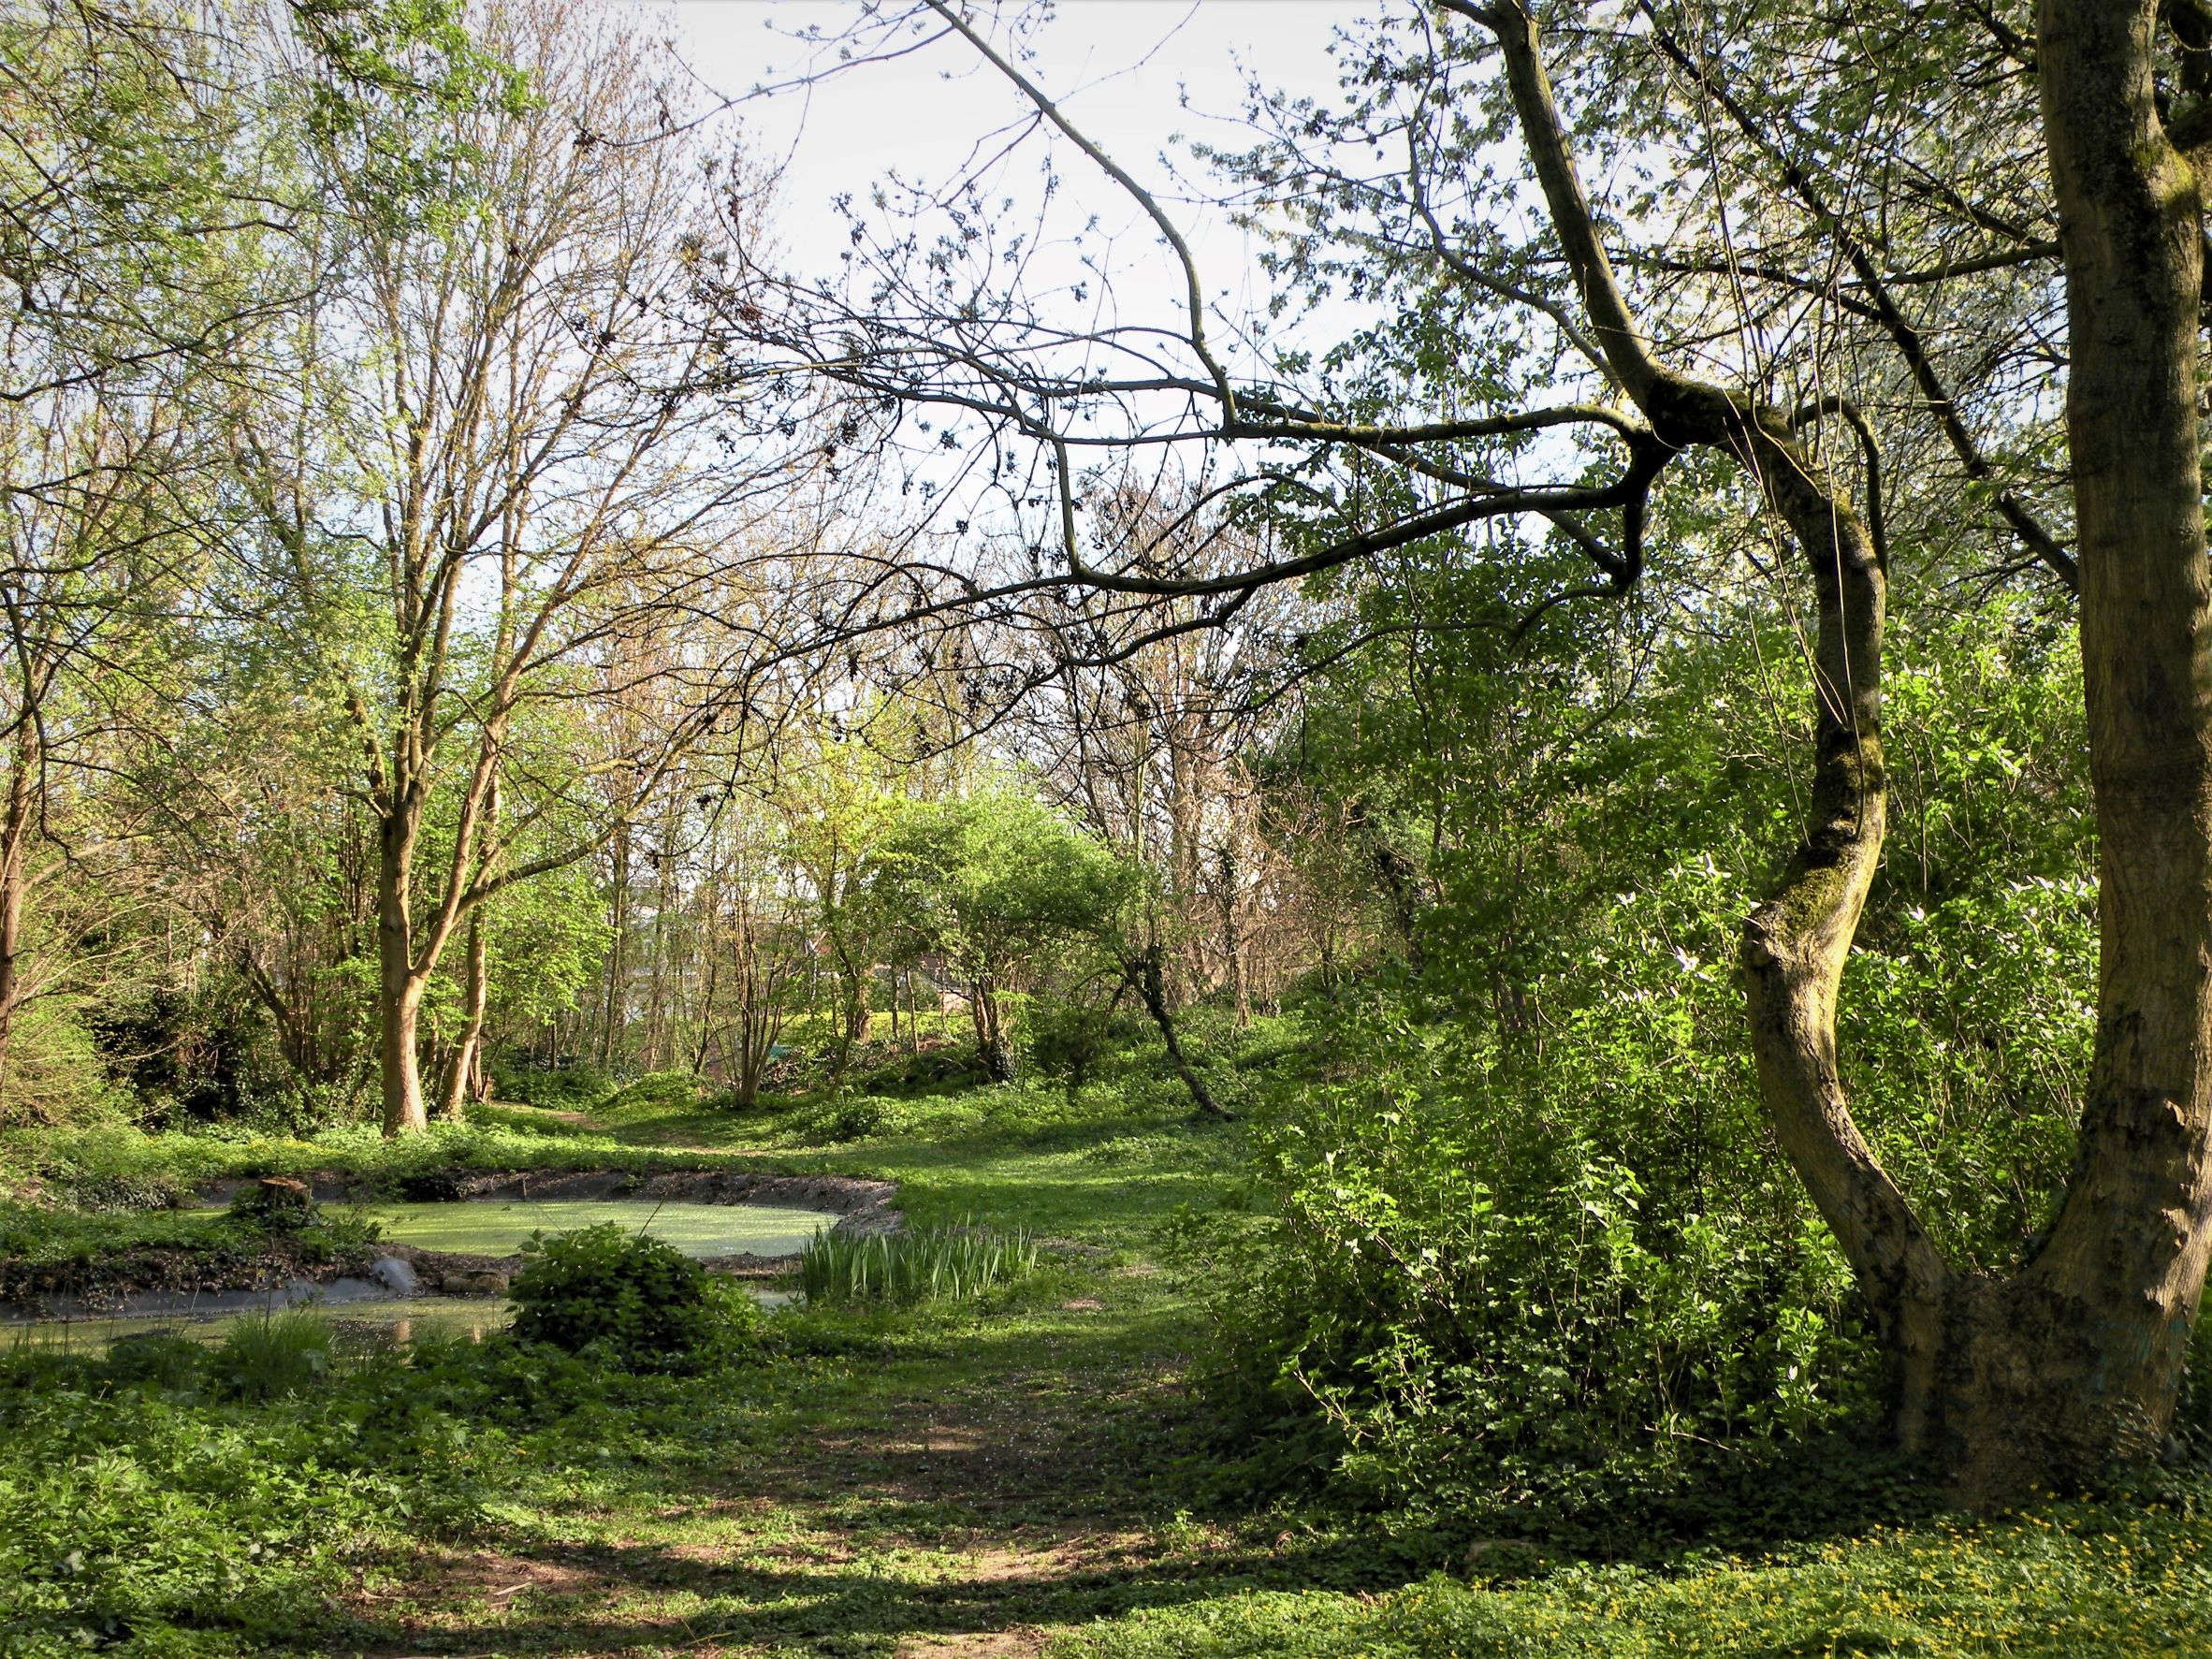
{"left": 3, "top": 1197, "right": 833, "bottom": 1353}
{"left": 356, "top": 1198, "right": 835, "bottom": 1258}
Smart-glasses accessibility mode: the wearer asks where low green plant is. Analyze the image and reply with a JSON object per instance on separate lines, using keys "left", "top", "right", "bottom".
{"left": 211, "top": 1309, "right": 334, "bottom": 1401}
{"left": 801, "top": 1223, "right": 1040, "bottom": 1305}
{"left": 783, "top": 1090, "right": 889, "bottom": 1143}
{"left": 227, "top": 1175, "right": 317, "bottom": 1233}
{"left": 489, "top": 1061, "right": 614, "bottom": 1113}
{"left": 508, "top": 1222, "right": 763, "bottom": 1372}
{"left": 99, "top": 1332, "right": 208, "bottom": 1391}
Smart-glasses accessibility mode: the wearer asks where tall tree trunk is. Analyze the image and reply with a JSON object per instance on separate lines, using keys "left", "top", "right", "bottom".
{"left": 438, "top": 909, "right": 489, "bottom": 1120}
{"left": 599, "top": 823, "right": 631, "bottom": 1070}
{"left": 1481, "top": 0, "right": 2212, "bottom": 1495}
{"left": 439, "top": 767, "right": 502, "bottom": 1121}
{"left": 1479, "top": 0, "right": 1949, "bottom": 1476}
{"left": 376, "top": 812, "right": 429, "bottom": 1135}
{"left": 971, "top": 978, "right": 1014, "bottom": 1083}
{"left": 1924, "top": 0, "right": 2212, "bottom": 1498}
{"left": 0, "top": 720, "right": 40, "bottom": 1086}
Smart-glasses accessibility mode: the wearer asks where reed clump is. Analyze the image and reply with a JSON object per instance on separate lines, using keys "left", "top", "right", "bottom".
{"left": 800, "top": 1224, "right": 1039, "bottom": 1305}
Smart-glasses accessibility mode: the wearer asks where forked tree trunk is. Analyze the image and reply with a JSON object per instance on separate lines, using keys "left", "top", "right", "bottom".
{"left": 1476, "top": 0, "right": 2212, "bottom": 1499}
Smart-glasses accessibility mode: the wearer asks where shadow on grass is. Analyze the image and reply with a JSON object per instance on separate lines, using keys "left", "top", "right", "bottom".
{"left": 342, "top": 1524, "right": 1430, "bottom": 1658}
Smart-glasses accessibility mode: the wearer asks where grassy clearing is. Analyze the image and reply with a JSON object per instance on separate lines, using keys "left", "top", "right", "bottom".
{"left": 1, "top": 1057, "right": 2207, "bottom": 1656}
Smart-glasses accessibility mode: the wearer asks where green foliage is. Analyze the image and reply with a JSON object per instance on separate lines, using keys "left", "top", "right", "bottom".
{"left": 782, "top": 1092, "right": 892, "bottom": 1144}
{"left": 0, "top": 1042, "right": 2197, "bottom": 1656}
{"left": 1193, "top": 589, "right": 2095, "bottom": 1528}
{"left": 800, "top": 1224, "right": 1040, "bottom": 1305}
{"left": 1057, "top": 1492, "right": 2212, "bottom": 1657}
{"left": 880, "top": 791, "right": 1132, "bottom": 968}
{"left": 599, "top": 1070, "right": 709, "bottom": 1115}
{"left": 1028, "top": 998, "right": 1113, "bottom": 1088}
{"left": 209, "top": 1310, "right": 335, "bottom": 1402}
{"left": 876, "top": 789, "right": 1132, "bottom": 1075}
{"left": 507, "top": 1222, "right": 763, "bottom": 1373}
{"left": 853, "top": 1041, "right": 990, "bottom": 1098}
{"left": 0, "top": 1334, "right": 512, "bottom": 1653}
{"left": 491, "top": 1061, "right": 615, "bottom": 1113}
{"left": 226, "top": 1177, "right": 317, "bottom": 1234}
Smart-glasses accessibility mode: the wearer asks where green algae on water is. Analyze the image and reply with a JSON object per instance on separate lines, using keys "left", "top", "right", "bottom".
{"left": 357, "top": 1198, "right": 835, "bottom": 1259}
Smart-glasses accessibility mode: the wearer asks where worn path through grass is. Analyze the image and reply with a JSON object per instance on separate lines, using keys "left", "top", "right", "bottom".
{"left": 341, "top": 1088, "right": 1302, "bottom": 1659}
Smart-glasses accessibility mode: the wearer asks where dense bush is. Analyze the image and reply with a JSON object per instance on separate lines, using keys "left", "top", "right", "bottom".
{"left": 489, "top": 1061, "right": 614, "bottom": 1113}
{"left": 780, "top": 1091, "right": 890, "bottom": 1142}
{"left": 1189, "top": 593, "right": 2100, "bottom": 1533}
{"left": 1189, "top": 997, "right": 1870, "bottom": 1533}
{"left": 598, "top": 1070, "right": 708, "bottom": 1114}
{"left": 854, "top": 1040, "right": 990, "bottom": 1098}
{"left": 508, "top": 1223, "right": 763, "bottom": 1372}
{"left": 1027, "top": 1000, "right": 1113, "bottom": 1091}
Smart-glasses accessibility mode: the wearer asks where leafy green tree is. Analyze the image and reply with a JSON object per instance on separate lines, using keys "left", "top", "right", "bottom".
{"left": 242, "top": 0, "right": 793, "bottom": 1133}
{"left": 762, "top": 0, "right": 2212, "bottom": 1496}
{"left": 877, "top": 792, "right": 1129, "bottom": 1083}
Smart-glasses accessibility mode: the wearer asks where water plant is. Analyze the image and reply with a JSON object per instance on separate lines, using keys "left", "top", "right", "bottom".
{"left": 210, "top": 1309, "right": 334, "bottom": 1401}
{"left": 800, "top": 1223, "right": 1040, "bottom": 1305}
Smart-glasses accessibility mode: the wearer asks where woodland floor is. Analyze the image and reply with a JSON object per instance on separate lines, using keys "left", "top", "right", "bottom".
{"left": 6, "top": 1078, "right": 2211, "bottom": 1656}
{"left": 332, "top": 1088, "right": 1303, "bottom": 1658}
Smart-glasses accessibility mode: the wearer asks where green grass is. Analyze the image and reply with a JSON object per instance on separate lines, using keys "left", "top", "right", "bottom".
{"left": 205, "top": 1308, "right": 335, "bottom": 1402}
{"left": 800, "top": 1223, "right": 1041, "bottom": 1303}
{"left": 0, "top": 1046, "right": 2207, "bottom": 1656}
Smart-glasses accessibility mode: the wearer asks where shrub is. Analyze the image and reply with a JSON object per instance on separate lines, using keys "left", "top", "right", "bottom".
{"left": 801, "top": 1225, "right": 1039, "bottom": 1305}
{"left": 782, "top": 1092, "right": 889, "bottom": 1143}
{"left": 599, "top": 1070, "right": 707, "bottom": 1115}
{"left": 854, "top": 1041, "right": 989, "bottom": 1099}
{"left": 1028, "top": 1000, "right": 1112, "bottom": 1090}
{"left": 228, "top": 1175, "right": 317, "bottom": 1233}
{"left": 490, "top": 1062, "right": 614, "bottom": 1113}
{"left": 99, "top": 1332, "right": 206, "bottom": 1392}
{"left": 507, "top": 1223, "right": 762, "bottom": 1372}
{"left": 1187, "top": 967, "right": 1875, "bottom": 1534}
{"left": 42, "top": 1160, "right": 180, "bottom": 1213}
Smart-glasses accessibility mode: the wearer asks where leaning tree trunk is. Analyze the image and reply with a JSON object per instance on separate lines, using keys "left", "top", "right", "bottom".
{"left": 1126, "top": 941, "right": 1230, "bottom": 1118}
